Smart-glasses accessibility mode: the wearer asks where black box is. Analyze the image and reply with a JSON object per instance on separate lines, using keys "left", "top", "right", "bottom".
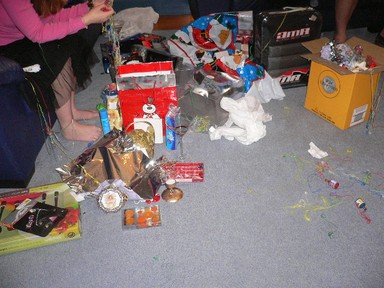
{"left": 253, "top": 7, "right": 323, "bottom": 88}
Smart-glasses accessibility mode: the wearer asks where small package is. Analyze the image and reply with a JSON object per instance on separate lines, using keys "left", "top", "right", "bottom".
{"left": 123, "top": 205, "right": 161, "bottom": 230}
{"left": 161, "top": 162, "right": 204, "bottom": 183}
{"left": 0, "top": 182, "right": 82, "bottom": 255}
{"left": 2, "top": 199, "right": 67, "bottom": 237}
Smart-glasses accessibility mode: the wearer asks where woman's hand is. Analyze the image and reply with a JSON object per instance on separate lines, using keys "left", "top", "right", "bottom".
{"left": 81, "top": 4, "right": 114, "bottom": 26}
{"left": 93, "top": 0, "right": 109, "bottom": 7}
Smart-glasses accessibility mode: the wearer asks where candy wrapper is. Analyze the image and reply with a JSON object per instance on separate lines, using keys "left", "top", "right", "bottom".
{"left": 56, "top": 127, "right": 161, "bottom": 200}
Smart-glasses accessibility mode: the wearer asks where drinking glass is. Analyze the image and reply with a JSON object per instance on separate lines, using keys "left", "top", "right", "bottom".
{"left": 174, "top": 113, "right": 193, "bottom": 161}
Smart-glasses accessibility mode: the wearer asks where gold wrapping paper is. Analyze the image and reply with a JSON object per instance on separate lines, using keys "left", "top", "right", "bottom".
{"left": 56, "top": 127, "right": 159, "bottom": 199}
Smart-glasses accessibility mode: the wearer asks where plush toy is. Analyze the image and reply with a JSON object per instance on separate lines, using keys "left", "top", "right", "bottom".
{"left": 208, "top": 84, "right": 273, "bottom": 145}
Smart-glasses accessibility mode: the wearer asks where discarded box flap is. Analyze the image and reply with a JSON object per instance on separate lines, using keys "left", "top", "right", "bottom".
{"left": 301, "top": 36, "right": 384, "bottom": 75}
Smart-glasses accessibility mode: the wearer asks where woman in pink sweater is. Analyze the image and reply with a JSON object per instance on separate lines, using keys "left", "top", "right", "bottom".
{"left": 0, "top": 0, "right": 114, "bottom": 142}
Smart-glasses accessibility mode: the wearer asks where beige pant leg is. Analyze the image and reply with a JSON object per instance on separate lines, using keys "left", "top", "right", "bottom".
{"left": 51, "top": 58, "right": 76, "bottom": 107}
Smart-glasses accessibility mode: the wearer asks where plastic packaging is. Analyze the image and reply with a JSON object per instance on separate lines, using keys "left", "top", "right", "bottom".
{"left": 100, "top": 84, "right": 123, "bottom": 131}
{"left": 102, "top": 56, "right": 110, "bottom": 74}
{"left": 165, "top": 104, "right": 179, "bottom": 150}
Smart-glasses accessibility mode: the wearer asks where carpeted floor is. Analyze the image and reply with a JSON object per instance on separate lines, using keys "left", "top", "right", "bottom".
{"left": 0, "top": 28, "right": 384, "bottom": 288}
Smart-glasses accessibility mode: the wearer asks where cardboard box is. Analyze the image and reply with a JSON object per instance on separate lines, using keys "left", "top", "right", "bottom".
{"left": 302, "top": 37, "right": 384, "bottom": 129}
{"left": 0, "top": 182, "right": 81, "bottom": 255}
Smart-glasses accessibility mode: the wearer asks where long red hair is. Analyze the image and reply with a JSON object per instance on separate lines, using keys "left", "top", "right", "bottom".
{"left": 31, "top": 0, "right": 67, "bottom": 17}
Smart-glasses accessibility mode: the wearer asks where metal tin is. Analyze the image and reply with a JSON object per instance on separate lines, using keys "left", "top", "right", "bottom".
{"left": 327, "top": 179, "right": 339, "bottom": 189}
{"left": 355, "top": 198, "right": 366, "bottom": 209}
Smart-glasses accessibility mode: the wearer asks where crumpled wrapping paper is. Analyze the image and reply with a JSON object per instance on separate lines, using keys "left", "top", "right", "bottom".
{"left": 308, "top": 142, "right": 328, "bottom": 159}
{"left": 320, "top": 41, "right": 377, "bottom": 72}
{"left": 168, "top": 12, "right": 270, "bottom": 93}
{"left": 56, "top": 128, "right": 161, "bottom": 199}
{"left": 168, "top": 11, "right": 286, "bottom": 104}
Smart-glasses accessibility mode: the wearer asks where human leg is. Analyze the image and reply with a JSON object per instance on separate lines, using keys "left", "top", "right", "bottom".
{"left": 334, "top": 0, "right": 359, "bottom": 44}
{"left": 374, "top": 28, "right": 384, "bottom": 47}
{"left": 70, "top": 90, "right": 99, "bottom": 121}
{"left": 55, "top": 57, "right": 98, "bottom": 121}
{"left": 56, "top": 100, "right": 101, "bottom": 142}
{"left": 52, "top": 59, "right": 101, "bottom": 142}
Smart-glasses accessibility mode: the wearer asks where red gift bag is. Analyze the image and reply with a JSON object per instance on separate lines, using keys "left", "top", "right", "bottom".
{"left": 116, "top": 61, "right": 178, "bottom": 133}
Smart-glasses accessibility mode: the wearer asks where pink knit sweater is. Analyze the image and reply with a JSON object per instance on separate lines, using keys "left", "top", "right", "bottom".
{"left": 0, "top": 0, "right": 89, "bottom": 46}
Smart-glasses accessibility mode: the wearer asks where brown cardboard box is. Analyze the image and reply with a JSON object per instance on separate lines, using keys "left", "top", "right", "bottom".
{"left": 302, "top": 37, "right": 384, "bottom": 130}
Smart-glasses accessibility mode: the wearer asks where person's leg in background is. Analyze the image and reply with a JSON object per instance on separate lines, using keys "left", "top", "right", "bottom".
{"left": 334, "top": 0, "right": 358, "bottom": 44}
{"left": 374, "top": 26, "right": 384, "bottom": 47}
{"left": 335, "top": 0, "right": 384, "bottom": 47}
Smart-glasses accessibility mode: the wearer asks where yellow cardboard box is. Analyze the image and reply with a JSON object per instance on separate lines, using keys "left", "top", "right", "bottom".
{"left": 302, "top": 37, "right": 384, "bottom": 130}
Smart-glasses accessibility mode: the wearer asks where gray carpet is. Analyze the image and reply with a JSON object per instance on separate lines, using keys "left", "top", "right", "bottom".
{"left": 1, "top": 28, "right": 384, "bottom": 288}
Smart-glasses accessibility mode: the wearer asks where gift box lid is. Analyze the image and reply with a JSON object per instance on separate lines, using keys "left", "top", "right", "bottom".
{"left": 117, "top": 61, "right": 174, "bottom": 77}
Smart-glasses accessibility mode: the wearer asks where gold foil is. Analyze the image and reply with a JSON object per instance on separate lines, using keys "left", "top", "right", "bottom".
{"left": 126, "top": 122, "right": 155, "bottom": 159}
{"left": 56, "top": 128, "right": 158, "bottom": 198}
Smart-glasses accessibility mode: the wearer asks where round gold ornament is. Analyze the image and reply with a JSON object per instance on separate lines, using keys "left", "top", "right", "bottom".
{"left": 161, "top": 187, "right": 184, "bottom": 203}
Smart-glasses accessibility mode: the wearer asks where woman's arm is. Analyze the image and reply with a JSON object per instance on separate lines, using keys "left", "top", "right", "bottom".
{"left": 2, "top": 0, "right": 113, "bottom": 43}
{"left": 2, "top": 0, "right": 86, "bottom": 43}
{"left": 44, "top": 2, "right": 89, "bottom": 23}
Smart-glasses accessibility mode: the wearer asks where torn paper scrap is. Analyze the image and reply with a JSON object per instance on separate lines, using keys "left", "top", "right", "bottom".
{"left": 308, "top": 142, "right": 328, "bottom": 159}
{"left": 23, "top": 64, "right": 41, "bottom": 73}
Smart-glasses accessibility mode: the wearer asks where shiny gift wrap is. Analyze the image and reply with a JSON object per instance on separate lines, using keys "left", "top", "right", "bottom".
{"left": 56, "top": 128, "right": 161, "bottom": 199}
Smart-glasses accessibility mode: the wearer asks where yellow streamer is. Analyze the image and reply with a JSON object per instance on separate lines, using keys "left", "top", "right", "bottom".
{"left": 287, "top": 196, "right": 342, "bottom": 222}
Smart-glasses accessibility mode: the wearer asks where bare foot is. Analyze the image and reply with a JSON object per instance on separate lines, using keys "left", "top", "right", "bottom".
{"left": 61, "top": 120, "right": 102, "bottom": 142}
{"left": 72, "top": 109, "right": 99, "bottom": 120}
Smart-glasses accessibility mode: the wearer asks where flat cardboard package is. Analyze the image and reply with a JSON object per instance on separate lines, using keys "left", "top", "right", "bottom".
{"left": 0, "top": 182, "right": 81, "bottom": 255}
{"left": 302, "top": 37, "right": 384, "bottom": 130}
